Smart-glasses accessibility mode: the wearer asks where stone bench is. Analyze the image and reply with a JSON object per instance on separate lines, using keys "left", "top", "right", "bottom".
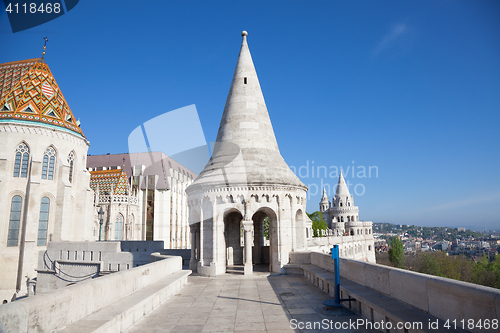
{"left": 59, "top": 269, "right": 190, "bottom": 333}
{"left": 288, "top": 264, "right": 467, "bottom": 333}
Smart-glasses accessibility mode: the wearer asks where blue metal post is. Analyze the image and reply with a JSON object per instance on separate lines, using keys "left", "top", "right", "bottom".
{"left": 323, "top": 245, "right": 354, "bottom": 309}
{"left": 333, "top": 244, "right": 340, "bottom": 305}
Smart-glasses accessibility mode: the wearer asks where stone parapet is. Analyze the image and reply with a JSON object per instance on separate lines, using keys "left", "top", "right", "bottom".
{"left": 289, "top": 251, "right": 500, "bottom": 333}
{"left": 0, "top": 255, "right": 184, "bottom": 333}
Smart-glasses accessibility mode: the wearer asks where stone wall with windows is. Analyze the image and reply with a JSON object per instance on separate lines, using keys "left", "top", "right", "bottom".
{"left": 0, "top": 122, "right": 94, "bottom": 301}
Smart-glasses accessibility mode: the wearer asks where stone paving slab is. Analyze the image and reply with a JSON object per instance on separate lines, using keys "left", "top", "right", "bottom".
{"left": 125, "top": 271, "right": 377, "bottom": 333}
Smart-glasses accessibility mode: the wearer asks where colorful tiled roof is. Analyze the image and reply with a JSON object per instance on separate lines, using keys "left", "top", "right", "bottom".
{"left": 0, "top": 58, "right": 84, "bottom": 137}
{"left": 89, "top": 169, "right": 130, "bottom": 196}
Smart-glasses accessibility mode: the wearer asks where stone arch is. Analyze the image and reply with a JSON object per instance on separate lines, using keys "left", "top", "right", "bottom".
{"left": 189, "top": 210, "right": 201, "bottom": 265}
{"left": 295, "top": 209, "right": 306, "bottom": 249}
{"left": 224, "top": 209, "right": 244, "bottom": 267}
{"left": 251, "top": 207, "right": 279, "bottom": 272}
{"left": 201, "top": 198, "right": 213, "bottom": 265}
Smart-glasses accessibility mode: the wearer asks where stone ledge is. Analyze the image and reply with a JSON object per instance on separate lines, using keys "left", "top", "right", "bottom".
{"left": 295, "top": 264, "right": 467, "bottom": 333}
{"left": 58, "top": 269, "right": 191, "bottom": 333}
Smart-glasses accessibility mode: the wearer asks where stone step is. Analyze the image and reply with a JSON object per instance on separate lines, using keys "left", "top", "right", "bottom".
{"left": 58, "top": 269, "right": 191, "bottom": 333}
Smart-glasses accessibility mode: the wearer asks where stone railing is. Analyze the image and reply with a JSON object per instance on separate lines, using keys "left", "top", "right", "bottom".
{"left": 98, "top": 195, "right": 138, "bottom": 205}
{"left": 0, "top": 255, "right": 183, "bottom": 333}
{"left": 289, "top": 252, "right": 500, "bottom": 333}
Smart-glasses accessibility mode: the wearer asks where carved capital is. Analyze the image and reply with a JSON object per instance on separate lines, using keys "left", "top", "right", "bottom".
{"left": 242, "top": 220, "right": 253, "bottom": 232}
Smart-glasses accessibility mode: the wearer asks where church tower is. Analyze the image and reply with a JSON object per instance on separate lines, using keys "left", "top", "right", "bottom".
{"left": 186, "top": 32, "right": 309, "bottom": 276}
{"left": 330, "top": 170, "right": 359, "bottom": 235}
{"left": 0, "top": 56, "right": 94, "bottom": 298}
{"left": 319, "top": 187, "right": 331, "bottom": 225}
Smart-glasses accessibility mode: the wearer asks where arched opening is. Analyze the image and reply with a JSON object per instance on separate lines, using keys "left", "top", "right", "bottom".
{"left": 188, "top": 210, "right": 201, "bottom": 268}
{"left": 224, "top": 210, "right": 244, "bottom": 267}
{"left": 251, "top": 208, "right": 278, "bottom": 273}
{"left": 295, "top": 209, "right": 306, "bottom": 249}
{"left": 201, "top": 199, "right": 213, "bottom": 265}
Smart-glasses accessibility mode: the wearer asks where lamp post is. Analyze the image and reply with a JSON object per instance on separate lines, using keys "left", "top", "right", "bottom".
{"left": 98, "top": 206, "right": 104, "bottom": 241}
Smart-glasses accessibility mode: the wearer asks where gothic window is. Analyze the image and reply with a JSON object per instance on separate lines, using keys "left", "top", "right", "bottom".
{"left": 7, "top": 196, "right": 23, "bottom": 246}
{"left": 13, "top": 143, "right": 29, "bottom": 177}
{"left": 340, "top": 202, "right": 343, "bottom": 207}
{"left": 37, "top": 197, "right": 50, "bottom": 246}
{"left": 341, "top": 217, "right": 344, "bottom": 222}
{"left": 68, "top": 151, "right": 75, "bottom": 183}
{"left": 348, "top": 202, "right": 350, "bottom": 206}
{"left": 42, "top": 147, "right": 56, "bottom": 180}
{"left": 115, "top": 214, "right": 123, "bottom": 240}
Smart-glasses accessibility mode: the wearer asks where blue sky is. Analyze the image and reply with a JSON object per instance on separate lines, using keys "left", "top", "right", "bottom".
{"left": 1, "top": 1, "right": 499, "bottom": 230}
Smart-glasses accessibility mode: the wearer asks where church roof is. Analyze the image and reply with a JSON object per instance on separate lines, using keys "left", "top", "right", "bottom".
{"left": 188, "top": 31, "right": 306, "bottom": 191}
{"left": 89, "top": 169, "right": 129, "bottom": 196}
{"left": 0, "top": 58, "right": 84, "bottom": 137}
{"left": 335, "top": 170, "right": 351, "bottom": 198}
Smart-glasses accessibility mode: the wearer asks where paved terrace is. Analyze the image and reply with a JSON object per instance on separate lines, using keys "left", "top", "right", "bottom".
{"left": 125, "top": 269, "right": 375, "bottom": 333}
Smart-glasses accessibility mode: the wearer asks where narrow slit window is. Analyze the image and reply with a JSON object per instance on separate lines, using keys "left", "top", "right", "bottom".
{"left": 244, "top": 77, "right": 247, "bottom": 84}
{"left": 14, "top": 143, "right": 29, "bottom": 178}
{"left": 37, "top": 197, "right": 50, "bottom": 246}
{"left": 7, "top": 196, "right": 23, "bottom": 246}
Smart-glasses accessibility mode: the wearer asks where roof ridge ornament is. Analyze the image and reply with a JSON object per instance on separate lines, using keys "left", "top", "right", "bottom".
{"left": 42, "top": 37, "right": 48, "bottom": 59}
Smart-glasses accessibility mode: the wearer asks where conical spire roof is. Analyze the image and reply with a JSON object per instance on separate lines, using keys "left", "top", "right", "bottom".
{"left": 320, "top": 187, "right": 329, "bottom": 203}
{"left": 335, "top": 170, "right": 351, "bottom": 198}
{"left": 0, "top": 58, "right": 84, "bottom": 137}
{"left": 188, "top": 31, "right": 305, "bottom": 191}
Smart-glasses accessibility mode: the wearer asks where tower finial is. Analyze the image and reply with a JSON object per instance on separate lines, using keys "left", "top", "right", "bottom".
{"left": 42, "top": 37, "right": 48, "bottom": 59}
{"left": 241, "top": 30, "right": 248, "bottom": 37}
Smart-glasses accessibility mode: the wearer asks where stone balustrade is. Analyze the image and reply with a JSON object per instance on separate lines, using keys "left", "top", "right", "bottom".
{"left": 0, "top": 255, "right": 185, "bottom": 333}
{"left": 289, "top": 251, "right": 500, "bottom": 333}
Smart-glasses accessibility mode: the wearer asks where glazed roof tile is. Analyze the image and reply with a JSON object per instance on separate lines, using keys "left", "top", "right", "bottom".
{"left": 90, "top": 169, "right": 129, "bottom": 196}
{"left": 0, "top": 58, "right": 84, "bottom": 137}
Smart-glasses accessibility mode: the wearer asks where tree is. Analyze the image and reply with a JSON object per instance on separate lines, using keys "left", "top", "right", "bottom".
{"left": 307, "top": 211, "right": 327, "bottom": 237}
{"left": 388, "top": 236, "right": 405, "bottom": 268}
{"left": 263, "top": 217, "right": 269, "bottom": 240}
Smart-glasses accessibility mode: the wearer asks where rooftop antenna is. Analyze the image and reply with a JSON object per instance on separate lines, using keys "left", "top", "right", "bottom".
{"left": 42, "top": 37, "right": 48, "bottom": 59}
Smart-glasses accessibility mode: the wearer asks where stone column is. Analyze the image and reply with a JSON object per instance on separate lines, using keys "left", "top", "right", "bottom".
{"left": 190, "top": 225, "right": 196, "bottom": 257}
{"left": 243, "top": 220, "right": 253, "bottom": 275}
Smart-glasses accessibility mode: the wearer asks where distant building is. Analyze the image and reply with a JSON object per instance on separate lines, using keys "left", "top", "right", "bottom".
{"left": 318, "top": 170, "right": 375, "bottom": 262}
{"left": 87, "top": 152, "right": 197, "bottom": 249}
{"left": 89, "top": 169, "right": 140, "bottom": 241}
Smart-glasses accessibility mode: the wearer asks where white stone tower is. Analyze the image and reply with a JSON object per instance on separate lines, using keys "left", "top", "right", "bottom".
{"left": 329, "top": 170, "right": 359, "bottom": 235}
{"left": 319, "top": 187, "right": 331, "bottom": 224}
{"left": 186, "top": 31, "right": 309, "bottom": 277}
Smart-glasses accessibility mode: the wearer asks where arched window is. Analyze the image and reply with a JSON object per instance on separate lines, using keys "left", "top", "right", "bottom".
{"left": 42, "top": 147, "right": 56, "bottom": 180}
{"left": 68, "top": 151, "right": 75, "bottom": 183}
{"left": 7, "top": 196, "right": 23, "bottom": 246}
{"left": 13, "top": 143, "right": 29, "bottom": 177}
{"left": 115, "top": 214, "right": 123, "bottom": 240}
{"left": 37, "top": 197, "right": 50, "bottom": 246}
{"left": 341, "top": 217, "right": 344, "bottom": 222}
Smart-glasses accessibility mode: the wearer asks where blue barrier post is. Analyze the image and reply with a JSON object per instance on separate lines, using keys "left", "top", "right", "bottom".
{"left": 323, "top": 245, "right": 354, "bottom": 309}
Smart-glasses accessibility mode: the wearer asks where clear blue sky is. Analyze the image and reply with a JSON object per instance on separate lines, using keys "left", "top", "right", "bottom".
{"left": 1, "top": 1, "right": 499, "bottom": 230}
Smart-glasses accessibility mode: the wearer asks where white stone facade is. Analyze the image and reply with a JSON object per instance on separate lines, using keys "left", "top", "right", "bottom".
{"left": 87, "top": 152, "right": 195, "bottom": 249}
{"left": 187, "top": 32, "right": 311, "bottom": 276}
{"left": 0, "top": 122, "right": 94, "bottom": 301}
{"left": 318, "top": 171, "right": 376, "bottom": 262}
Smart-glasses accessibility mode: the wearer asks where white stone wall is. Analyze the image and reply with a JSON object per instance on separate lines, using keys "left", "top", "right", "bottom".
{"left": 307, "top": 232, "right": 376, "bottom": 263}
{"left": 0, "top": 122, "right": 94, "bottom": 299}
{"left": 188, "top": 186, "right": 308, "bottom": 276}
